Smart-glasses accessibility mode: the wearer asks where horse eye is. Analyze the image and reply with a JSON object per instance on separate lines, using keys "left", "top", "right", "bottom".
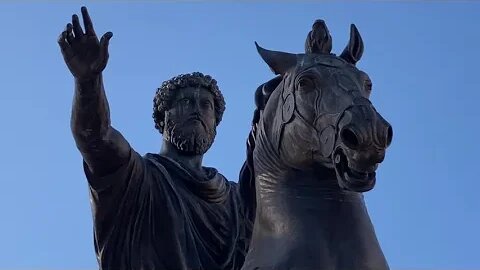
{"left": 298, "top": 77, "right": 315, "bottom": 90}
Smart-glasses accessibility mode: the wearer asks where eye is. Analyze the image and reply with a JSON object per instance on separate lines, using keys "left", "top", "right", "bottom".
{"left": 297, "top": 77, "right": 315, "bottom": 90}
{"left": 202, "top": 100, "right": 213, "bottom": 109}
{"left": 179, "top": 98, "right": 190, "bottom": 105}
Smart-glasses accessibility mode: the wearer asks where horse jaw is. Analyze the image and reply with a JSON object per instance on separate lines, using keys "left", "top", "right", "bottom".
{"left": 333, "top": 147, "right": 376, "bottom": 192}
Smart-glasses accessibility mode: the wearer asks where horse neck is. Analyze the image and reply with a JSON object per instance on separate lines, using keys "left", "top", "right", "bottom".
{"left": 253, "top": 110, "right": 369, "bottom": 228}
{"left": 246, "top": 93, "right": 388, "bottom": 269}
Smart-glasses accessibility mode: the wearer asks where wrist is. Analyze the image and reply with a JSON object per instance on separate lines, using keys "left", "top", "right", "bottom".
{"left": 75, "top": 73, "right": 103, "bottom": 91}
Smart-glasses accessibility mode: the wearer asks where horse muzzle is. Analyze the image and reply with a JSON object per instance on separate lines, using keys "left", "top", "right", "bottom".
{"left": 332, "top": 102, "right": 393, "bottom": 192}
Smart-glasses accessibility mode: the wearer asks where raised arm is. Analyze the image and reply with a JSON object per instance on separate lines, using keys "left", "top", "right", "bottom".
{"left": 58, "top": 7, "right": 131, "bottom": 176}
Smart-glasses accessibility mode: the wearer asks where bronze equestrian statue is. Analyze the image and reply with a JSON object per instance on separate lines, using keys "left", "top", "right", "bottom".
{"left": 240, "top": 20, "right": 393, "bottom": 270}
{"left": 58, "top": 5, "right": 392, "bottom": 269}
{"left": 58, "top": 7, "right": 254, "bottom": 270}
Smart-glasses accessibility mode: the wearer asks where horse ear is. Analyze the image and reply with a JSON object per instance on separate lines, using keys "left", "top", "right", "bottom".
{"left": 255, "top": 42, "right": 297, "bottom": 75}
{"left": 340, "top": 24, "right": 364, "bottom": 65}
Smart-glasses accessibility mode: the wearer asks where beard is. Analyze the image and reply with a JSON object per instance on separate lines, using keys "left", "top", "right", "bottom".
{"left": 164, "top": 118, "right": 216, "bottom": 155}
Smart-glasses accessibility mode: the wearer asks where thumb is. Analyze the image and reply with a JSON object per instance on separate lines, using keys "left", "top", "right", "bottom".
{"left": 94, "top": 32, "right": 113, "bottom": 72}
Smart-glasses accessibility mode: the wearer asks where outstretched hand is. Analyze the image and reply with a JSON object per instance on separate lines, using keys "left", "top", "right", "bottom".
{"left": 58, "top": 6, "right": 113, "bottom": 81}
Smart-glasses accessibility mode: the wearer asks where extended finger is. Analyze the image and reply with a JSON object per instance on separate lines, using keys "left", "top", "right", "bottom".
{"left": 57, "top": 31, "right": 70, "bottom": 51}
{"left": 72, "top": 14, "right": 84, "bottom": 38}
{"left": 95, "top": 32, "right": 113, "bottom": 72}
{"left": 99, "top": 32, "right": 113, "bottom": 50}
{"left": 81, "top": 6, "right": 96, "bottom": 36}
{"left": 66, "top": 23, "right": 74, "bottom": 44}
{"left": 58, "top": 31, "right": 74, "bottom": 60}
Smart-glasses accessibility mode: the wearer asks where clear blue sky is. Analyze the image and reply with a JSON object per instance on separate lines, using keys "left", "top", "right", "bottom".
{"left": 0, "top": 2, "right": 478, "bottom": 269}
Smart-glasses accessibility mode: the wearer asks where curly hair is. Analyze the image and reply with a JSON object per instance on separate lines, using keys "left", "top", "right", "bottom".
{"left": 153, "top": 72, "right": 226, "bottom": 133}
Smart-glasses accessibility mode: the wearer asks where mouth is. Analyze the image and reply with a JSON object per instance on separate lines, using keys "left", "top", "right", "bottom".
{"left": 186, "top": 117, "right": 206, "bottom": 128}
{"left": 333, "top": 148, "right": 376, "bottom": 192}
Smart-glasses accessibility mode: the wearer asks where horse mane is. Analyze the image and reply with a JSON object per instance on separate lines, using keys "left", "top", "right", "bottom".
{"left": 238, "top": 76, "right": 282, "bottom": 220}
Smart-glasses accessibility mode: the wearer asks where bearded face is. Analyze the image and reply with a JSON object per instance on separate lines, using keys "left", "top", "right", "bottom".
{"left": 163, "top": 87, "right": 217, "bottom": 155}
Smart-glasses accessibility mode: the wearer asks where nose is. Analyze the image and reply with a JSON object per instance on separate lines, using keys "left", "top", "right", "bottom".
{"left": 376, "top": 116, "right": 393, "bottom": 148}
{"left": 340, "top": 126, "right": 361, "bottom": 150}
{"left": 339, "top": 105, "right": 393, "bottom": 150}
{"left": 383, "top": 122, "right": 393, "bottom": 148}
{"left": 192, "top": 100, "right": 201, "bottom": 114}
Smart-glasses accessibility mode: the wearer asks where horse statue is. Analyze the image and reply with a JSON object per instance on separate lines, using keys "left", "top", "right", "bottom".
{"left": 239, "top": 20, "right": 393, "bottom": 270}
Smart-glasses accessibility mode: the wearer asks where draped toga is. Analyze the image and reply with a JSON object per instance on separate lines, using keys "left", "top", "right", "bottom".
{"left": 84, "top": 150, "right": 252, "bottom": 270}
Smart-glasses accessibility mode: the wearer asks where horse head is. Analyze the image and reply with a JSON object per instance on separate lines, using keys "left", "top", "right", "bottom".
{"left": 254, "top": 21, "right": 392, "bottom": 192}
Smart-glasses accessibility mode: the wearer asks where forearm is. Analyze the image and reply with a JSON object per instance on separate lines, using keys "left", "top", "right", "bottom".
{"left": 71, "top": 74, "right": 110, "bottom": 144}
{"left": 71, "top": 74, "right": 131, "bottom": 176}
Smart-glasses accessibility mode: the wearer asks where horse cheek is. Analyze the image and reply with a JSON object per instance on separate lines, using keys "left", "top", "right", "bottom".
{"left": 319, "top": 125, "right": 336, "bottom": 158}
{"left": 282, "top": 122, "right": 317, "bottom": 166}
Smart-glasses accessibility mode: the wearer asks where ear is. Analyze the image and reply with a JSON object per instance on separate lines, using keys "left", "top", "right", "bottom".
{"left": 340, "top": 24, "right": 364, "bottom": 65}
{"left": 255, "top": 42, "right": 297, "bottom": 75}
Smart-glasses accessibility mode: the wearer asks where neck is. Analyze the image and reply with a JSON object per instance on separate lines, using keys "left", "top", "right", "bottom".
{"left": 255, "top": 160, "right": 360, "bottom": 201}
{"left": 248, "top": 146, "right": 386, "bottom": 269}
{"left": 160, "top": 140, "right": 204, "bottom": 172}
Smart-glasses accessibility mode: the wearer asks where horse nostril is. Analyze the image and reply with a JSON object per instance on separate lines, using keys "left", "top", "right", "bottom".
{"left": 375, "top": 151, "right": 385, "bottom": 164}
{"left": 341, "top": 128, "right": 360, "bottom": 149}
{"left": 386, "top": 125, "right": 393, "bottom": 147}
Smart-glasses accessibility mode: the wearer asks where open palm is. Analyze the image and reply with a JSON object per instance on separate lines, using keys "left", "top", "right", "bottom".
{"left": 58, "top": 6, "right": 113, "bottom": 81}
